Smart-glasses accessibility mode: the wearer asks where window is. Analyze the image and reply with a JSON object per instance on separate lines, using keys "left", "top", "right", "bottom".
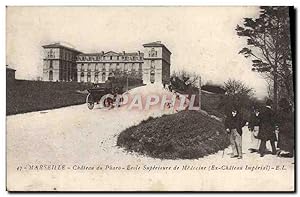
{"left": 49, "top": 49, "right": 54, "bottom": 58}
{"left": 95, "top": 72, "right": 99, "bottom": 83}
{"left": 151, "top": 60, "right": 155, "bottom": 69}
{"left": 131, "top": 69, "right": 136, "bottom": 77}
{"left": 110, "top": 56, "right": 113, "bottom": 60}
{"left": 138, "top": 63, "right": 143, "bottom": 77}
{"left": 49, "top": 60, "right": 53, "bottom": 69}
{"left": 117, "top": 56, "right": 119, "bottom": 60}
{"left": 115, "top": 63, "right": 120, "bottom": 75}
{"left": 99, "top": 64, "right": 103, "bottom": 70}
{"left": 102, "top": 72, "right": 106, "bottom": 82}
{"left": 150, "top": 48, "right": 157, "bottom": 57}
{"left": 109, "top": 63, "right": 113, "bottom": 72}
{"left": 150, "top": 70, "right": 155, "bottom": 83}
{"left": 87, "top": 72, "right": 91, "bottom": 82}
{"left": 80, "top": 72, "right": 84, "bottom": 82}
{"left": 49, "top": 71, "right": 53, "bottom": 81}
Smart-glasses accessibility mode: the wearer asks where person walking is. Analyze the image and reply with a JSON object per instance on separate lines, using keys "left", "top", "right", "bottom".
{"left": 248, "top": 107, "right": 261, "bottom": 153}
{"left": 257, "top": 99, "right": 277, "bottom": 157}
{"left": 225, "top": 108, "right": 245, "bottom": 159}
{"left": 276, "top": 98, "right": 294, "bottom": 157}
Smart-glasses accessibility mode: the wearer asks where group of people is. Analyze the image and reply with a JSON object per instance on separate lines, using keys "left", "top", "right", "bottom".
{"left": 225, "top": 98, "right": 294, "bottom": 159}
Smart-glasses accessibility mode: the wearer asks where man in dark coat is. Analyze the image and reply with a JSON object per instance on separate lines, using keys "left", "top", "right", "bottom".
{"left": 257, "top": 99, "right": 277, "bottom": 157}
{"left": 276, "top": 98, "right": 294, "bottom": 157}
{"left": 225, "top": 109, "right": 245, "bottom": 159}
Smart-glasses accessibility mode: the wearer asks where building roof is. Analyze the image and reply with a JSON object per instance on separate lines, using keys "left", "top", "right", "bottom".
{"left": 104, "top": 51, "right": 119, "bottom": 55}
{"left": 42, "top": 43, "right": 82, "bottom": 53}
{"left": 143, "top": 41, "right": 172, "bottom": 54}
{"left": 143, "top": 41, "right": 164, "bottom": 46}
{"left": 77, "top": 51, "right": 144, "bottom": 56}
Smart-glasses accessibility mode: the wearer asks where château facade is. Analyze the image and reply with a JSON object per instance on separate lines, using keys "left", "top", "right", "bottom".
{"left": 42, "top": 41, "right": 171, "bottom": 85}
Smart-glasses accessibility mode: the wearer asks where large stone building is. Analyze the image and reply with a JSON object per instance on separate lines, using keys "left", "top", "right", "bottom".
{"left": 42, "top": 41, "right": 171, "bottom": 85}
{"left": 42, "top": 43, "right": 81, "bottom": 82}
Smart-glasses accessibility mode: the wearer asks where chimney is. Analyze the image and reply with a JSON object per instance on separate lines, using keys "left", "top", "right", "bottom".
{"left": 101, "top": 51, "right": 104, "bottom": 55}
{"left": 123, "top": 51, "right": 125, "bottom": 55}
{"left": 138, "top": 51, "right": 141, "bottom": 56}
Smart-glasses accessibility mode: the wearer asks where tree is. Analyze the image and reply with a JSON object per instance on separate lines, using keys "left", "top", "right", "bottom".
{"left": 224, "top": 79, "right": 253, "bottom": 97}
{"left": 170, "top": 70, "right": 200, "bottom": 92}
{"left": 236, "top": 6, "right": 293, "bottom": 111}
{"left": 219, "top": 79, "right": 254, "bottom": 118}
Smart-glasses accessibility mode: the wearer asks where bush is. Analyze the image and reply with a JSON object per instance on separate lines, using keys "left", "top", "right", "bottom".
{"left": 117, "top": 110, "right": 229, "bottom": 159}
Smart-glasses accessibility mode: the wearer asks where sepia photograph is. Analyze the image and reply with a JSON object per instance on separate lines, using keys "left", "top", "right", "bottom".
{"left": 5, "top": 6, "right": 295, "bottom": 192}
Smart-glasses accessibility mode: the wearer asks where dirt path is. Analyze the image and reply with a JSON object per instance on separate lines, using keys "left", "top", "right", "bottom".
{"left": 6, "top": 94, "right": 294, "bottom": 191}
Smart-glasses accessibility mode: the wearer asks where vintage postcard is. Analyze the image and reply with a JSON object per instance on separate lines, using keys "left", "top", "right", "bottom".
{"left": 6, "top": 6, "right": 295, "bottom": 191}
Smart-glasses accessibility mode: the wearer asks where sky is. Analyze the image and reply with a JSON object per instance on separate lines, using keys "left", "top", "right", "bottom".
{"left": 6, "top": 6, "right": 268, "bottom": 98}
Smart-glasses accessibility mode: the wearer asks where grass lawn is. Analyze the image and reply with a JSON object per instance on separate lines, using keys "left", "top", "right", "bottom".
{"left": 6, "top": 80, "right": 93, "bottom": 115}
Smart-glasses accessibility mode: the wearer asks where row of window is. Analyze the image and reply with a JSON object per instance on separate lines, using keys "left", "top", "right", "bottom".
{"left": 47, "top": 47, "right": 159, "bottom": 61}
{"left": 81, "top": 70, "right": 140, "bottom": 76}
{"left": 49, "top": 73, "right": 75, "bottom": 81}
{"left": 79, "top": 71, "right": 141, "bottom": 83}
{"left": 47, "top": 49, "right": 77, "bottom": 60}
{"left": 80, "top": 73, "right": 105, "bottom": 83}
{"left": 80, "top": 68, "right": 142, "bottom": 73}
{"left": 79, "top": 63, "right": 143, "bottom": 70}
{"left": 47, "top": 49, "right": 56, "bottom": 58}
{"left": 48, "top": 70, "right": 145, "bottom": 82}
{"left": 149, "top": 48, "right": 158, "bottom": 57}
{"left": 47, "top": 61, "right": 155, "bottom": 71}
{"left": 77, "top": 55, "right": 143, "bottom": 62}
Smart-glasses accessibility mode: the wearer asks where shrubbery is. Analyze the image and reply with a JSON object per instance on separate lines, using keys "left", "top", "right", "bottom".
{"left": 117, "top": 110, "right": 230, "bottom": 159}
